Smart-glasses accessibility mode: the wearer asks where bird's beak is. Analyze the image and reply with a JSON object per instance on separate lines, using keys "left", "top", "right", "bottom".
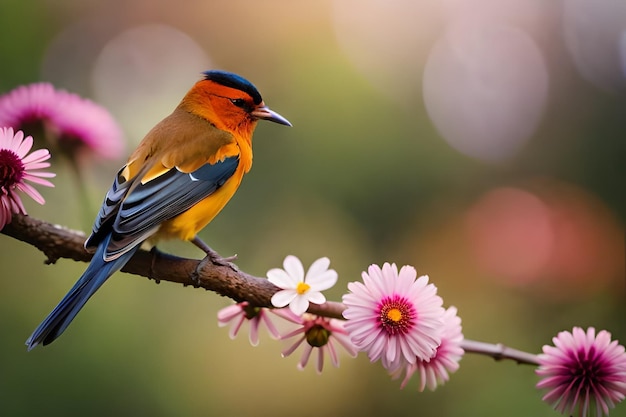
{"left": 251, "top": 104, "right": 292, "bottom": 127}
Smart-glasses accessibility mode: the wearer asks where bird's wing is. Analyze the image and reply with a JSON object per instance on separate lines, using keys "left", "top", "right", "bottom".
{"left": 86, "top": 156, "right": 239, "bottom": 261}
{"left": 85, "top": 109, "right": 240, "bottom": 260}
{"left": 108, "top": 156, "right": 239, "bottom": 259}
{"left": 84, "top": 163, "right": 143, "bottom": 251}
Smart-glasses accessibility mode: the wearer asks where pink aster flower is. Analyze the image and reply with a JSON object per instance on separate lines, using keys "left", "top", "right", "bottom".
{"left": 393, "top": 306, "right": 464, "bottom": 391}
{"left": 277, "top": 309, "right": 357, "bottom": 374}
{"left": 0, "top": 82, "right": 124, "bottom": 161}
{"left": 217, "top": 301, "right": 280, "bottom": 346}
{"left": 268, "top": 255, "right": 338, "bottom": 315}
{"left": 536, "top": 327, "right": 626, "bottom": 417}
{"left": 342, "top": 263, "right": 445, "bottom": 373}
{"left": 0, "top": 127, "right": 55, "bottom": 230}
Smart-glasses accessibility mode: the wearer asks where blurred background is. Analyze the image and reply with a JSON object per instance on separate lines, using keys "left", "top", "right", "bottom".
{"left": 1, "top": 0, "right": 625, "bottom": 416}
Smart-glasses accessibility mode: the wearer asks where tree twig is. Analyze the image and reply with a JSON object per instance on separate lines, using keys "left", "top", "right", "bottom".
{"left": 1, "top": 214, "right": 346, "bottom": 319}
{"left": 2, "top": 214, "right": 541, "bottom": 364}
{"left": 460, "top": 339, "right": 540, "bottom": 365}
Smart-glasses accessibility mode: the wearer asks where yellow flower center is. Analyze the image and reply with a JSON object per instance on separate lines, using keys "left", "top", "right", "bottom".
{"left": 379, "top": 296, "right": 416, "bottom": 335}
{"left": 386, "top": 308, "right": 403, "bottom": 322}
{"left": 296, "top": 281, "right": 311, "bottom": 295}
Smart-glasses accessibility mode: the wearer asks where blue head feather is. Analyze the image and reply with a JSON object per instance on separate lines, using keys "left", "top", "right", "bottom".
{"left": 202, "top": 70, "right": 263, "bottom": 104}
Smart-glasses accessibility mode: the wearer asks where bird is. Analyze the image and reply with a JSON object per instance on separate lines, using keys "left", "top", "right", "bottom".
{"left": 26, "top": 70, "right": 291, "bottom": 350}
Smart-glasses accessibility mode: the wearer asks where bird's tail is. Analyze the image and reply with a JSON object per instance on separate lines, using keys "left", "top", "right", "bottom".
{"left": 25, "top": 235, "right": 137, "bottom": 350}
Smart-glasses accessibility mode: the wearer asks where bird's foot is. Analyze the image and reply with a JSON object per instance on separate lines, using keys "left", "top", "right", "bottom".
{"left": 191, "top": 251, "right": 239, "bottom": 284}
{"left": 148, "top": 246, "right": 165, "bottom": 283}
{"left": 190, "top": 236, "right": 239, "bottom": 284}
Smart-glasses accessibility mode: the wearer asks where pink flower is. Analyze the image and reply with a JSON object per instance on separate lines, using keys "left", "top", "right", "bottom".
{"left": 0, "top": 127, "right": 55, "bottom": 230}
{"left": 536, "top": 327, "right": 626, "bottom": 417}
{"left": 393, "top": 306, "right": 464, "bottom": 391}
{"left": 0, "top": 82, "right": 124, "bottom": 160}
{"left": 277, "top": 309, "right": 357, "bottom": 374}
{"left": 217, "top": 302, "right": 280, "bottom": 346}
{"left": 342, "top": 263, "right": 446, "bottom": 373}
{"left": 268, "top": 255, "right": 338, "bottom": 315}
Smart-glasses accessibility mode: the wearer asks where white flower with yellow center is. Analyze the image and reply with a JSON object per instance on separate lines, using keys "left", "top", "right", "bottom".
{"left": 268, "top": 255, "right": 338, "bottom": 316}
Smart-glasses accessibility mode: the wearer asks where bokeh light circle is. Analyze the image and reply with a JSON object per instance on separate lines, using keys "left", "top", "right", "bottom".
{"left": 465, "top": 181, "right": 624, "bottom": 299}
{"left": 423, "top": 19, "right": 549, "bottom": 162}
{"left": 563, "top": 0, "right": 626, "bottom": 94}
{"left": 465, "top": 187, "right": 554, "bottom": 285}
{"left": 91, "top": 24, "right": 212, "bottom": 145}
{"left": 332, "top": 0, "right": 444, "bottom": 101}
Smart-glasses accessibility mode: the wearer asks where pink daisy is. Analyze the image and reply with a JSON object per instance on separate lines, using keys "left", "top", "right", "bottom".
{"left": 394, "top": 306, "right": 464, "bottom": 391}
{"left": 277, "top": 309, "right": 357, "bottom": 374}
{"left": 217, "top": 301, "right": 280, "bottom": 346}
{"left": 0, "top": 127, "right": 55, "bottom": 230}
{"left": 0, "top": 82, "right": 124, "bottom": 160}
{"left": 536, "top": 327, "right": 626, "bottom": 417}
{"left": 342, "top": 263, "right": 446, "bottom": 373}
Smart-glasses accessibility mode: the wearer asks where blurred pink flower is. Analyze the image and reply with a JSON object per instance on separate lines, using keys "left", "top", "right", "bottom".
{"left": 342, "top": 263, "right": 445, "bottom": 373}
{"left": 536, "top": 327, "right": 626, "bottom": 417}
{"left": 277, "top": 309, "right": 357, "bottom": 374}
{"left": 393, "top": 306, "right": 464, "bottom": 391}
{"left": 0, "top": 82, "right": 124, "bottom": 160}
{"left": 0, "top": 127, "right": 55, "bottom": 230}
{"left": 268, "top": 255, "right": 338, "bottom": 315}
{"left": 217, "top": 301, "right": 280, "bottom": 346}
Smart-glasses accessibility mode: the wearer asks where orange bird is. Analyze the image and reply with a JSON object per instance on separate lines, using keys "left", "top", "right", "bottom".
{"left": 26, "top": 70, "right": 291, "bottom": 349}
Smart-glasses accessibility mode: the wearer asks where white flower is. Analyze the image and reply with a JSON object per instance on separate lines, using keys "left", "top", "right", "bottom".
{"left": 268, "top": 255, "right": 338, "bottom": 315}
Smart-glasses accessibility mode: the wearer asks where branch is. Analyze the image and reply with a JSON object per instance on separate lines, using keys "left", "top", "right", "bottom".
{"left": 460, "top": 339, "right": 540, "bottom": 365}
{"left": 1, "top": 214, "right": 346, "bottom": 319}
{"left": 2, "top": 214, "right": 541, "bottom": 365}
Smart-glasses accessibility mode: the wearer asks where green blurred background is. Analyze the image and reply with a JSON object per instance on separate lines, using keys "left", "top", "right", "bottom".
{"left": 1, "top": 0, "right": 624, "bottom": 416}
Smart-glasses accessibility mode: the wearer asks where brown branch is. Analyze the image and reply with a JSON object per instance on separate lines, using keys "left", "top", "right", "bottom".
{"left": 2, "top": 214, "right": 543, "bottom": 365}
{"left": 1, "top": 214, "right": 346, "bottom": 319}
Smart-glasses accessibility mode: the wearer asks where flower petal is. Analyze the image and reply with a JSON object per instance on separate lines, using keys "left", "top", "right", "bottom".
{"left": 305, "top": 257, "right": 330, "bottom": 280}
{"left": 14, "top": 133, "right": 33, "bottom": 158}
{"left": 217, "top": 303, "right": 245, "bottom": 325}
{"left": 308, "top": 269, "right": 338, "bottom": 291}
{"left": 267, "top": 268, "right": 297, "bottom": 289}
{"left": 288, "top": 296, "right": 310, "bottom": 315}
{"left": 306, "top": 291, "right": 326, "bottom": 305}
{"left": 283, "top": 255, "right": 304, "bottom": 282}
{"left": 16, "top": 182, "right": 45, "bottom": 205}
{"left": 271, "top": 289, "right": 297, "bottom": 308}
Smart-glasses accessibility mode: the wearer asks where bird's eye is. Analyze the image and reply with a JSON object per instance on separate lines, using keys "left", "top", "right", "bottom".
{"left": 230, "top": 98, "right": 247, "bottom": 108}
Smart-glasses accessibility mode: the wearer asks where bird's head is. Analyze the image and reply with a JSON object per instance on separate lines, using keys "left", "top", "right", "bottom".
{"left": 182, "top": 70, "right": 291, "bottom": 135}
